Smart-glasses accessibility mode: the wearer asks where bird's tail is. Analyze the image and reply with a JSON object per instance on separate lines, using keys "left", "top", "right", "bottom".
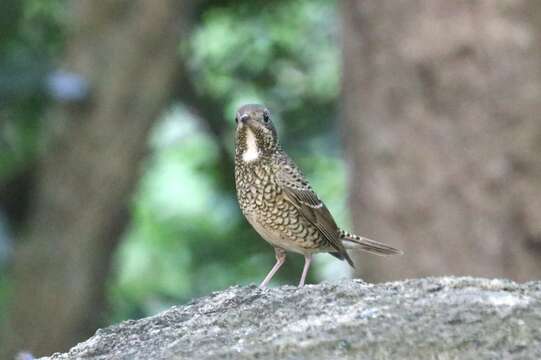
{"left": 339, "top": 229, "right": 403, "bottom": 256}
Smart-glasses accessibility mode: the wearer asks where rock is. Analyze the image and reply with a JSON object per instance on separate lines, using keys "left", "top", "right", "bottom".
{"left": 41, "top": 277, "right": 541, "bottom": 360}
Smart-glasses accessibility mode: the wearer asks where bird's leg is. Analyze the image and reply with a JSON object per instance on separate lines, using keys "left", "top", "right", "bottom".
{"left": 298, "top": 254, "right": 312, "bottom": 287}
{"left": 259, "top": 248, "right": 286, "bottom": 288}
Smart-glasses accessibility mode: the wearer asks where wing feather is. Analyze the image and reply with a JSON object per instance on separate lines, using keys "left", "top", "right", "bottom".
{"left": 274, "top": 156, "right": 347, "bottom": 256}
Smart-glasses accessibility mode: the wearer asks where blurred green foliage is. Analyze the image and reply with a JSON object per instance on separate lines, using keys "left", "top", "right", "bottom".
{"left": 0, "top": 0, "right": 65, "bottom": 178}
{"left": 189, "top": 1, "right": 339, "bottom": 108}
{"left": 1, "top": 0, "right": 350, "bottom": 323}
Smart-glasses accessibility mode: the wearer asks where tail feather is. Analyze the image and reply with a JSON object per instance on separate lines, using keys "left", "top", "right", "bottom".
{"left": 339, "top": 230, "right": 403, "bottom": 256}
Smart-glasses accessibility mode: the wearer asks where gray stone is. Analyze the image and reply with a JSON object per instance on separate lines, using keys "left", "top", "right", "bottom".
{"left": 41, "top": 277, "right": 541, "bottom": 360}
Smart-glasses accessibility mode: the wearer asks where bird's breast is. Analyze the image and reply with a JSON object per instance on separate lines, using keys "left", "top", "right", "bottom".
{"left": 235, "top": 161, "right": 280, "bottom": 213}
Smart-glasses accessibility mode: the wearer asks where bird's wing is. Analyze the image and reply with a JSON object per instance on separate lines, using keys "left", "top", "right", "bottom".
{"left": 274, "top": 156, "right": 345, "bottom": 254}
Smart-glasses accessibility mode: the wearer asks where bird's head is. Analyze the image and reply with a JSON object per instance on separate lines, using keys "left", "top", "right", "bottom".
{"left": 235, "top": 104, "right": 278, "bottom": 162}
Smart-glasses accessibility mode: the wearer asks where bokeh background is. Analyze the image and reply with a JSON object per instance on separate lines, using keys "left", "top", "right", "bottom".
{"left": 1, "top": 0, "right": 541, "bottom": 357}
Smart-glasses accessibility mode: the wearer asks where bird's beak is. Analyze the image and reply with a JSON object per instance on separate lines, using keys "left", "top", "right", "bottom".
{"left": 236, "top": 114, "right": 251, "bottom": 130}
{"left": 239, "top": 114, "right": 250, "bottom": 124}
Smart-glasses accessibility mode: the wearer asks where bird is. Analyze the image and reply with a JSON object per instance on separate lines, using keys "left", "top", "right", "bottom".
{"left": 234, "top": 104, "right": 402, "bottom": 287}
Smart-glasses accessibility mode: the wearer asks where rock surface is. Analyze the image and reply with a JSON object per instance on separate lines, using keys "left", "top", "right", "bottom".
{"left": 42, "top": 277, "right": 541, "bottom": 360}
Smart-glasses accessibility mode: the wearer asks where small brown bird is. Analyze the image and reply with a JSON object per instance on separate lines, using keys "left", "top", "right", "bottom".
{"left": 234, "top": 104, "right": 402, "bottom": 287}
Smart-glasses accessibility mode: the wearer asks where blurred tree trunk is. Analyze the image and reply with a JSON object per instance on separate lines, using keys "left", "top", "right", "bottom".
{"left": 1, "top": 0, "right": 193, "bottom": 357}
{"left": 341, "top": 0, "right": 541, "bottom": 282}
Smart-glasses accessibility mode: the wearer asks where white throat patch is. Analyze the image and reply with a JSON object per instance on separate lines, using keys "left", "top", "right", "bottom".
{"left": 242, "top": 128, "right": 260, "bottom": 162}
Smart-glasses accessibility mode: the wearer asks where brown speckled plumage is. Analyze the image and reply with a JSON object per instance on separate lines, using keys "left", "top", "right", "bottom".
{"left": 234, "top": 104, "right": 402, "bottom": 287}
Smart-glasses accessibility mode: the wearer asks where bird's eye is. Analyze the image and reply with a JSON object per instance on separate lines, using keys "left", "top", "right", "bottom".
{"left": 235, "top": 116, "right": 238, "bottom": 124}
{"left": 263, "top": 112, "right": 270, "bottom": 123}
